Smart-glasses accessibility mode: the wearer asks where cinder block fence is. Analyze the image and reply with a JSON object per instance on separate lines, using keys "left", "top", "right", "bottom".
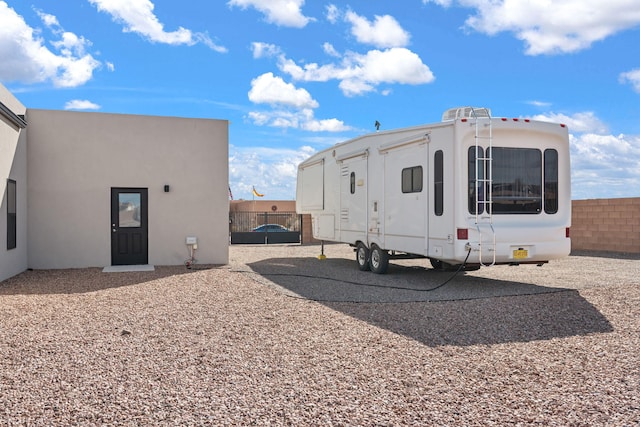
{"left": 571, "top": 198, "right": 640, "bottom": 254}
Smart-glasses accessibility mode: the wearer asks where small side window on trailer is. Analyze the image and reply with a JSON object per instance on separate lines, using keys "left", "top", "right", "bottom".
{"left": 434, "top": 150, "right": 443, "bottom": 216}
{"left": 402, "top": 166, "right": 422, "bottom": 193}
{"left": 350, "top": 172, "right": 356, "bottom": 194}
{"left": 544, "top": 149, "right": 559, "bottom": 214}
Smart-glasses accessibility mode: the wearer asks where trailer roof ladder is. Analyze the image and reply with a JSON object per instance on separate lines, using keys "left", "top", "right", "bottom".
{"left": 471, "top": 107, "right": 496, "bottom": 266}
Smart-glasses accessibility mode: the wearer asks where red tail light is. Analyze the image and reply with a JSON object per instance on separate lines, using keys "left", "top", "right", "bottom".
{"left": 457, "top": 228, "right": 468, "bottom": 240}
{"left": 566, "top": 227, "right": 570, "bottom": 238}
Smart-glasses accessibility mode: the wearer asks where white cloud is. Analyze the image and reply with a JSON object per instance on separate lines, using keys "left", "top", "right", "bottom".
{"left": 251, "top": 42, "right": 281, "bottom": 59}
{"left": 228, "top": 0, "right": 312, "bottom": 28}
{"left": 247, "top": 74, "right": 352, "bottom": 132}
{"left": 247, "top": 107, "right": 351, "bottom": 132}
{"left": 64, "top": 99, "right": 101, "bottom": 110}
{"left": 325, "top": 4, "right": 340, "bottom": 24}
{"left": 527, "top": 100, "right": 552, "bottom": 108}
{"left": 278, "top": 47, "right": 435, "bottom": 96}
{"left": 0, "top": 2, "right": 101, "bottom": 87}
{"left": 530, "top": 110, "right": 640, "bottom": 199}
{"left": 570, "top": 133, "right": 640, "bottom": 199}
{"left": 89, "top": 0, "right": 227, "bottom": 52}
{"left": 248, "top": 72, "right": 318, "bottom": 109}
{"left": 344, "top": 10, "right": 410, "bottom": 48}
{"left": 423, "top": 0, "right": 453, "bottom": 6}
{"left": 426, "top": 0, "right": 640, "bottom": 55}
{"left": 532, "top": 111, "right": 608, "bottom": 134}
{"left": 302, "top": 117, "right": 351, "bottom": 132}
{"left": 35, "top": 9, "right": 59, "bottom": 28}
{"left": 619, "top": 68, "right": 640, "bottom": 93}
{"left": 229, "top": 144, "right": 317, "bottom": 199}
{"left": 322, "top": 42, "right": 340, "bottom": 58}
{"left": 248, "top": 40, "right": 434, "bottom": 133}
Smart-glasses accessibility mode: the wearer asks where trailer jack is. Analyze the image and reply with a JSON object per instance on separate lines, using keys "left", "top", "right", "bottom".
{"left": 317, "top": 240, "right": 327, "bottom": 260}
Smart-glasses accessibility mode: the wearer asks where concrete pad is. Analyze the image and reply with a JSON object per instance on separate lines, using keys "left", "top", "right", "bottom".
{"left": 102, "top": 265, "right": 155, "bottom": 273}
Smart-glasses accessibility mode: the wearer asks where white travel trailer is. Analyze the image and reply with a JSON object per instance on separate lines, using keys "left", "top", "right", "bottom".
{"left": 296, "top": 107, "right": 571, "bottom": 273}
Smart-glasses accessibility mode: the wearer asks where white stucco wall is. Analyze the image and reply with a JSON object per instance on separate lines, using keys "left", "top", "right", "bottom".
{"left": 27, "top": 109, "right": 229, "bottom": 269}
{"left": 0, "top": 85, "right": 28, "bottom": 282}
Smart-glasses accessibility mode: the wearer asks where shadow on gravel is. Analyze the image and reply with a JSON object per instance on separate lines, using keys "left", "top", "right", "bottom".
{"left": 325, "top": 291, "right": 614, "bottom": 347}
{"left": 0, "top": 266, "right": 214, "bottom": 295}
{"left": 248, "top": 257, "right": 614, "bottom": 347}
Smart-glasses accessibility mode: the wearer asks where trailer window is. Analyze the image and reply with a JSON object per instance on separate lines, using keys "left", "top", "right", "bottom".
{"left": 544, "top": 149, "right": 558, "bottom": 214}
{"left": 402, "top": 166, "right": 422, "bottom": 193}
{"left": 469, "top": 147, "right": 559, "bottom": 215}
{"left": 434, "top": 150, "right": 443, "bottom": 216}
{"left": 350, "top": 172, "right": 356, "bottom": 194}
{"left": 469, "top": 147, "right": 542, "bottom": 214}
{"left": 490, "top": 148, "right": 542, "bottom": 214}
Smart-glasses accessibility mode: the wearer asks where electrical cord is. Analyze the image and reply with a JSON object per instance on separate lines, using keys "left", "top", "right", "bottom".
{"left": 232, "top": 248, "right": 574, "bottom": 304}
{"left": 239, "top": 248, "right": 473, "bottom": 293}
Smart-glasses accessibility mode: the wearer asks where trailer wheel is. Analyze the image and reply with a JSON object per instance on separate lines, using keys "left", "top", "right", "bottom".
{"left": 430, "top": 259, "right": 454, "bottom": 271}
{"left": 430, "top": 259, "right": 444, "bottom": 270}
{"left": 369, "top": 245, "right": 389, "bottom": 274}
{"left": 356, "top": 243, "right": 370, "bottom": 271}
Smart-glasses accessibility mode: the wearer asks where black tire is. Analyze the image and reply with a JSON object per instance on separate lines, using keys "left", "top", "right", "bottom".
{"left": 430, "top": 258, "right": 444, "bottom": 270}
{"left": 430, "top": 258, "right": 456, "bottom": 271}
{"left": 356, "top": 242, "right": 370, "bottom": 271}
{"left": 369, "top": 244, "right": 389, "bottom": 274}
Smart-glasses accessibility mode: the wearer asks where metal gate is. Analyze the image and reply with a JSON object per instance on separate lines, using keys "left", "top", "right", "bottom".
{"left": 230, "top": 211, "right": 301, "bottom": 244}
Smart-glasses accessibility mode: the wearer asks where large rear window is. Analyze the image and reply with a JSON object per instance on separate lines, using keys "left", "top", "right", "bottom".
{"left": 469, "top": 147, "right": 558, "bottom": 214}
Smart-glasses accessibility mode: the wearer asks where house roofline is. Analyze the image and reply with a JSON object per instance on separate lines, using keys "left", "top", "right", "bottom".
{"left": 0, "top": 101, "right": 27, "bottom": 129}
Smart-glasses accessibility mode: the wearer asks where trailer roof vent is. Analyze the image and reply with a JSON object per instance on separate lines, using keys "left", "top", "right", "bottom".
{"left": 442, "top": 107, "right": 491, "bottom": 122}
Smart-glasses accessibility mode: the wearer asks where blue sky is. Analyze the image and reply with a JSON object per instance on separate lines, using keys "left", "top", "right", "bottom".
{"left": 1, "top": 0, "right": 639, "bottom": 200}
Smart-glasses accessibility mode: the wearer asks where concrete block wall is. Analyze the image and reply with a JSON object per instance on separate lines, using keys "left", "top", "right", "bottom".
{"left": 571, "top": 198, "right": 640, "bottom": 253}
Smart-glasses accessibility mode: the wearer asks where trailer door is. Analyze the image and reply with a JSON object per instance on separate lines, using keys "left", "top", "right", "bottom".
{"left": 382, "top": 144, "right": 427, "bottom": 255}
{"left": 339, "top": 156, "right": 367, "bottom": 242}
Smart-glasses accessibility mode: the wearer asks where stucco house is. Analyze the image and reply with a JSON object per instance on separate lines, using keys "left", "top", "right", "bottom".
{"left": 1, "top": 83, "right": 229, "bottom": 282}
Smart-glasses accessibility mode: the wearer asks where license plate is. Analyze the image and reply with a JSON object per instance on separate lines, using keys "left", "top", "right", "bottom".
{"left": 513, "top": 249, "right": 528, "bottom": 259}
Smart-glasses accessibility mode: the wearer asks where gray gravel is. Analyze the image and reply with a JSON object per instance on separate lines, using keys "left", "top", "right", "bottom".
{"left": 1, "top": 244, "right": 639, "bottom": 425}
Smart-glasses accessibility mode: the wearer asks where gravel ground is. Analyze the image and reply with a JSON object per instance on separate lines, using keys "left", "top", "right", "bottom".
{"left": 1, "top": 244, "right": 639, "bottom": 426}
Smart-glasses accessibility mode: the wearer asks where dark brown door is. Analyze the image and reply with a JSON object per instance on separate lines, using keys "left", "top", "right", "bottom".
{"left": 111, "top": 188, "right": 148, "bottom": 265}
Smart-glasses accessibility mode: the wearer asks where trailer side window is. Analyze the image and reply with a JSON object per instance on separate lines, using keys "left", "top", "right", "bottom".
{"left": 350, "top": 172, "right": 356, "bottom": 194}
{"left": 434, "top": 150, "right": 443, "bottom": 216}
{"left": 544, "top": 149, "right": 558, "bottom": 214}
{"left": 402, "top": 166, "right": 422, "bottom": 193}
